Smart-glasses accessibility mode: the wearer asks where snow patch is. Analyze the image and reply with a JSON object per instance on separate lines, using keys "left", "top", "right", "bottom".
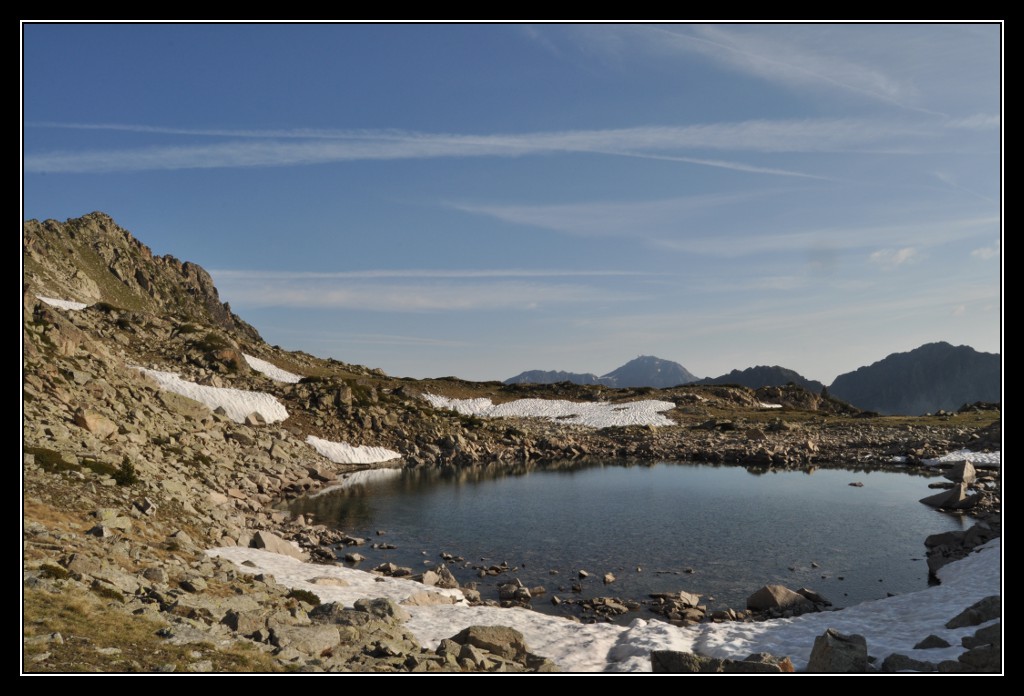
{"left": 923, "top": 448, "right": 1000, "bottom": 468}
{"left": 210, "top": 538, "right": 999, "bottom": 672}
{"left": 758, "top": 402, "right": 783, "bottom": 409}
{"left": 37, "top": 295, "right": 88, "bottom": 311}
{"left": 138, "top": 367, "right": 289, "bottom": 423}
{"left": 306, "top": 435, "right": 402, "bottom": 465}
{"left": 242, "top": 353, "right": 303, "bottom": 383}
{"left": 423, "top": 393, "right": 675, "bottom": 428}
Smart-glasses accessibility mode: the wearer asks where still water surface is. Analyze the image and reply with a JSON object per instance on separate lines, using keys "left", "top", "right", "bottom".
{"left": 291, "top": 461, "right": 965, "bottom": 617}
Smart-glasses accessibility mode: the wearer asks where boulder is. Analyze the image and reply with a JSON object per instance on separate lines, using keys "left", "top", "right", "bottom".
{"left": 881, "top": 653, "right": 936, "bottom": 672}
{"left": 806, "top": 628, "right": 869, "bottom": 672}
{"left": 913, "top": 634, "right": 951, "bottom": 649}
{"left": 747, "top": 584, "right": 814, "bottom": 612}
{"left": 353, "top": 598, "right": 410, "bottom": 622}
{"left": 250, "top": 530, "right": 309, "bottom": 561}
{"left": 73, "top": 408, "right": 117, "bottom": 439}
{"left": 943, "top": 460, "right": 977, "bottom": 484}
{"left": 946, "top": 595, "right": 1000, "bottom": 628}
{"left": 450, "top": 626, "right": 528, "bottom": 662}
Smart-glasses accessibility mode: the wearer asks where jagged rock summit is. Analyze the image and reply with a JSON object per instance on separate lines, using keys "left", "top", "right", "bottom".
{"left": 24, "top": 212, "right": 259, "bottom": 341}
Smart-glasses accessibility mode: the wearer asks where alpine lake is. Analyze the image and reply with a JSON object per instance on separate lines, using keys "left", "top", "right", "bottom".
{"left": 289, "top": 460, "right": 967, "bottom": 622}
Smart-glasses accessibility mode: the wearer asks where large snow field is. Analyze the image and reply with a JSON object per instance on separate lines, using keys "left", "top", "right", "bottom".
{"left": 423, "top": 393, "right": 676, "bottom": 428}
{"left": 210, "top": 537, "right": 999, "bottom": 672}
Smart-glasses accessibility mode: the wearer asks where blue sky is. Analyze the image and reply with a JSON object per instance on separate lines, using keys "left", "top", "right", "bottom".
{"left": 22, "top": 22, "right": 1002, "bottom": 383}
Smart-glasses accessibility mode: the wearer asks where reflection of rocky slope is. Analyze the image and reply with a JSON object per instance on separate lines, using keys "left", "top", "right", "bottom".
{"left": 22, "top": 213, "right": 1001, "bottom": 673}
{"left": 829, "top": 343, "right": 1001, "bottom": 415}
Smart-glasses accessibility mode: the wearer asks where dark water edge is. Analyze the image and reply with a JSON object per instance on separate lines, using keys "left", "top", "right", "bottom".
{"left": 289, "top": 460, "right": 966, "bottom": 622}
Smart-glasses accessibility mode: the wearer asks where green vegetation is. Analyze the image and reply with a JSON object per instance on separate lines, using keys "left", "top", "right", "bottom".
{"left": 25, "top": 447, "right": 77, "bottom": 474}
{"left": 23, "top": 588, "right": 285, "bottom": 673}
{"left": 286, "top": 589, "right": 321, "bottom": 607}
{"left": 194, "top": 331, "right": 233, "bottom": 352}
{"left": 38, "top": 563, "right": 70, "bottom": 580}
{"left": 113, "top": 457, "right": 140, "bottom": 486}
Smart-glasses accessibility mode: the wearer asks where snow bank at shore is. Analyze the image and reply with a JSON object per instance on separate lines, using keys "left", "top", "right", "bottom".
{"left": 924, "top": 448, "right": 1001, "bottom": 468}
{"left": 305, "top": 435, "right": 402, "bottom": 465}
{"left": 210, "top": 537, "right": 999, "bottom": 672}
{"left": 243, "top": 353, "right": 303, "bottom": 383}
{"left": 423, "top": 393, "right": 675, "bottom": 428}
{"left": 137, "top": 367, "right": 289, "bottom": 423}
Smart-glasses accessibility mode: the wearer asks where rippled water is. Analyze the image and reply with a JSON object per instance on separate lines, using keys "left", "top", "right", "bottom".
{"left": 290, "top": 461, "right": 966, "bottom": 619}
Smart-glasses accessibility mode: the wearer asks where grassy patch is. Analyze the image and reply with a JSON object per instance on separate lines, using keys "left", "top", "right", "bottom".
{"left": 38, "top": 563, "right": 70, "bottom": 580}
{"left": 23, "top": 587, "right": 284, "bottom": 673}
{"left": 194, "top": 331, "right": 233, "bottom": 352}
{"left": 25, "top": 447, "right": 77, "bottom": 474}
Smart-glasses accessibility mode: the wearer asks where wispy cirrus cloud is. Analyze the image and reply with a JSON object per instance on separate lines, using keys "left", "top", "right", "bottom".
{"left": 552, "top": 24, "right": 988, "bottom": 116}
{"left": 212, "top": 272, "right": 642, "bottom": 312}
{"left": 645, "top": 25, "right": 926, "bottom": 111}
{"left": 24, "top": 117, "right": 970, "bottom": 174}
{"left": 454, "top": 190, "right": 998, "bottom": 257}
{"left": 211, "top": 268, "right": 651, "bottom": 280}
{"left": 970, "top": 246, "right": 998, "bottom": 260}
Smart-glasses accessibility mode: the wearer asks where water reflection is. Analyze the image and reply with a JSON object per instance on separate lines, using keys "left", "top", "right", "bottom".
{"left": 289, "top": 460, "right": 962, "bottom": 614}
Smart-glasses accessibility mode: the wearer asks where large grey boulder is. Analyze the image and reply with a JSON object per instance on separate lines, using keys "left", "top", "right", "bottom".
{"left": 747, "top": 584, "right": 814, "bottom": 613}
{"left": 806, "top": 628, "right": 869, "bottom": 672}
{"left": 946, "top": 595, "right": 1000, "bottom": 628}
{"left": 250, "top": 530, "right": 309, "bottom": 561}
{"left": 449, "top": 626, "right": 528, "bottom": 662}
{"left": 73, "top": 408, "right": 118, "bottom": 439}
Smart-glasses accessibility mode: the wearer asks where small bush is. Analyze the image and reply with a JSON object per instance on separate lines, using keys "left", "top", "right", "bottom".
{"left": 113, "top": 457, "right": 140, "bottom": 486}
{"left": 39, "top": 563, "right": 70, "bottom": 580}
{"left": 286, "top": 589, "right": 321, "bottom": 607}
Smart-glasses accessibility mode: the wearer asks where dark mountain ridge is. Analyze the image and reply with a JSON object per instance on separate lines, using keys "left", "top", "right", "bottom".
{"left": 828, "top": 342, "right": 1001, "bottom": 415}
{"left": 697, "top": 366, "right": 824, "bottom": 393}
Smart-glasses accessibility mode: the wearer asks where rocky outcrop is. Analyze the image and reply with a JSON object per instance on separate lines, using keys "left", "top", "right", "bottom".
{"left": 24, "top": 213, "right": 259, "bottom": 340}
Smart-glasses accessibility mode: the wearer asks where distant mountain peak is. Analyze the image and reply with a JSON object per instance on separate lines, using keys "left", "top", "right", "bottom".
{"left": 506, "top": 355, "right": 698, "bottom": 389}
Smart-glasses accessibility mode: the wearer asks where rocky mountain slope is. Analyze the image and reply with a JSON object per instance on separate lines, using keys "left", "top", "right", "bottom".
{"left": 829, "top": 343, "right": 1001, "bottom": 416}
{"left": 21, "top": 214, "right": 1001, "bottom": 673}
